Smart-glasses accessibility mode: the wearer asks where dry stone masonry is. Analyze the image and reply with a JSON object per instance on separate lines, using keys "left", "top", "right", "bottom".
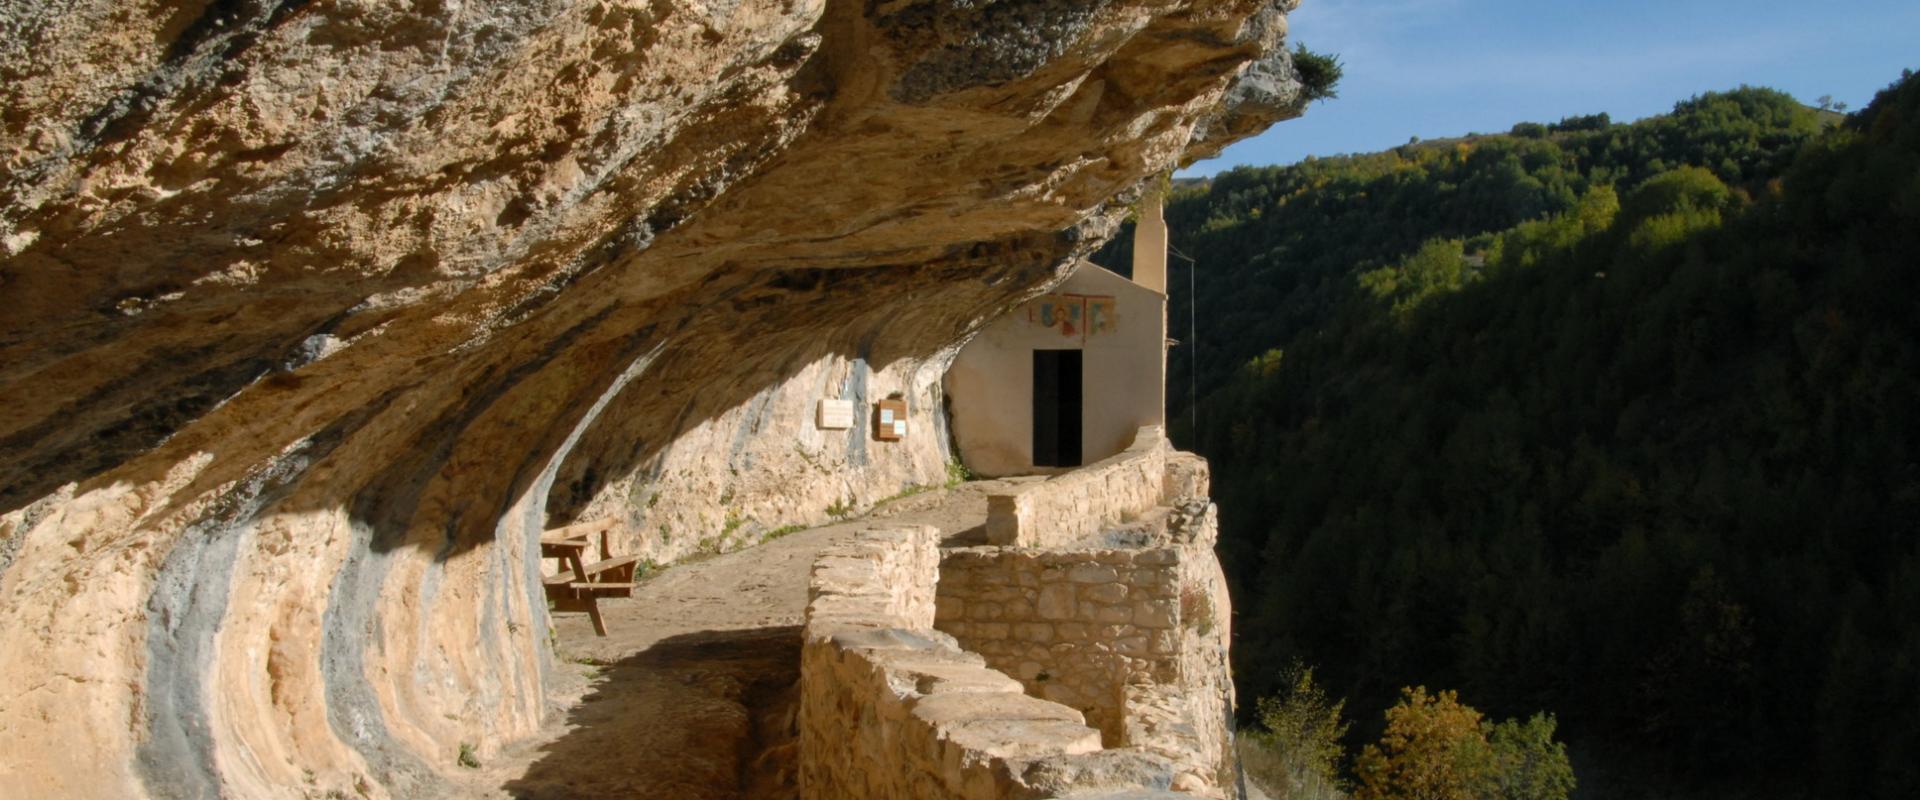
{"left": 801, "top": 528, "right": 1202, "bottom": 799}
{"left": 937, "top": 546, "right": 1190, "bottom": 745}
{"left": 801, "top": 437, "right": 1236, "bottom": 798}
{"left": 986, "top": 428, "right": 1210, "bottom": 548}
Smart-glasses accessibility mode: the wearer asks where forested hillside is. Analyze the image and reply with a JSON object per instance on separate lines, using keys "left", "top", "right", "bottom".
{"left": 1105, "top": 74, "right": 1920, "bottom": 797}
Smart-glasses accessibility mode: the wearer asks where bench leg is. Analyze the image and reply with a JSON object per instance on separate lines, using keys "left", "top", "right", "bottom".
{"left": 586, "top": 599, "right": 608, "bottom": 637}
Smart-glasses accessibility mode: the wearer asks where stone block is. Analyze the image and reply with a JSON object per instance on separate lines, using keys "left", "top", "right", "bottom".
{"left": 1128, "top": 569, "right": 1170, "bottom": 587}
{"left": 1132, "top": 601, "right": 1176, "bottom": 629}
{"left": 1134, "top": 548, "right": 1179, "bottom": 566}
{"left": 1086, "top": 583, "right": 1129, "bottom": 604}
{"left": 977, "top": 570, "right": 1014, "bottom": 585}
{"left": 947, "top": 717, "right": 1103, "bottom": 761}
{"left": 1014, "top": 622, "right": 1055, "bottom": 644}
{"left": 901, "top": 662, "right": 1026, "bottom": 696}
{"left": 1075, "top": 566, "right": 1121, "bottom": 584}
{"left": 936, "top": 598, "right": 965, "bottom": 620}
{"left": 983, "top": 586, "right": 1028, "bottom": 603}
{"left": 912, "top": 690, "right": 1086, "bottom": 727}
{"left": 1042, "top": 682, "right": 1083, "bottom": 707}
{"left": 1037, "top": 584, "right": 1077, "bottom": 620}
{"left": 971, "top": 622, "right": 1010, "bottom": 639}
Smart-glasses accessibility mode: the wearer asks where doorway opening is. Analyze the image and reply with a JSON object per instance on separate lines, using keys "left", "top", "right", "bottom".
{"left": 1031, "top": 349, "right": 1083, "bottom": 468}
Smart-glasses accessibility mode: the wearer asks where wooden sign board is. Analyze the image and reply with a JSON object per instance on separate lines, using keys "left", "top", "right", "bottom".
{"left": 874, "top": 399, "right": 908, "bottom": 441}
{"left": 817, "top": 399, "right": 854, "bottom": 430}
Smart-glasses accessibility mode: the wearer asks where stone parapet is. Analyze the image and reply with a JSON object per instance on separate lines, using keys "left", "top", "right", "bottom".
{"left": 804, "top": 525, "right": 942, "bottom": 631}
{"left": 985, "top": 428, "right": 1210, "bottom": 549}
{"left": 934, "top": 502, "right": 1233, "bottom": 796}
{"left": 936, "top": 546, "right": 1184, "bottom": 740}
{"left": 799, "top": 527, "right": 1204, "bottom": 799}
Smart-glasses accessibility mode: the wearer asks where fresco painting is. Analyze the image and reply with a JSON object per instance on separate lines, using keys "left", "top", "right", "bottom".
{"left": 1027, "top": 293, "right": 1117, "bottom": 342}
{"left": 1028, "top": 294, "right": 1085, "bottom": 339}
{"left": 1085, "top": 296, "right": 1116, "bottom": 337}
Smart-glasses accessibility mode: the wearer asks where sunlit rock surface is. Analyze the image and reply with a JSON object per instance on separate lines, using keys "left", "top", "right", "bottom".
{"left": 0, "top": 1, "right": 1301, "bottom": 796}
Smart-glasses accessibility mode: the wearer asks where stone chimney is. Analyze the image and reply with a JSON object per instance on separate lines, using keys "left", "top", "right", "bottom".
{"left": 1131, "top": 191, "right": 1169, "bottom": 294}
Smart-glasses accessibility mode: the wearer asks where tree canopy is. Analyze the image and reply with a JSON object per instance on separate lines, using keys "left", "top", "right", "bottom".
{"left": 1107, "top": 75, "right": 1920, "bottom": 798}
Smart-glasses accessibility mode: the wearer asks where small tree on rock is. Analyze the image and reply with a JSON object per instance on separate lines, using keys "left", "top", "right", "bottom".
{"left": 1241, "top": 661, "right": 1351, "bottom": 799}
{"left": 1485, "top": 713, "right": 1576, "bottom": 800}
{"left": 1353, "top": 687, "right": 1574, "bottom": 800}
{"left": 1354, "top": 687, "right": 1493, "bottom": 800}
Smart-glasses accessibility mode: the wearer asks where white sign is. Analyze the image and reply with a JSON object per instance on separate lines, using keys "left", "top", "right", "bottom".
{"left": 879, "top": 408, "right": 895, "bottom": 424}
{"left": 817, "top": 399, "right": 854, "bottom": 430}
{"left": 892, "top": 419, "right": 907, "bottom": 437}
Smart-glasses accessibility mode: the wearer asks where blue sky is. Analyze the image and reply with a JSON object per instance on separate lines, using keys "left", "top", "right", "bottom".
{"left": 1183, "top": 0, "right": 1920, "bottom": 175}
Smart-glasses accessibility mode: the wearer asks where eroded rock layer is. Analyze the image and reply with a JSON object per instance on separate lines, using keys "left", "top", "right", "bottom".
{"left": 0, "top": 1, "right": 1301, "bottom": 796}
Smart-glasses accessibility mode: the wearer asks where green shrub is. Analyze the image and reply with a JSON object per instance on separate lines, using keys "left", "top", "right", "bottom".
{"left": 945, "top": 457, "right": 976, "bottom": 487}
{"left": 1485, "top": 714, "right": 1576, "bottom": 800}
{"left": 457, "top": 742, "right": 480, "bottom": 769}
{"left": 1242, "top": 662, "right": 1351, "bottom": 799}
{"left": 1352, "top": 687, "right": 1573, "bottom": 800}
{"left": 825, "top": 496, "right": 853, "bottom": 519}
{"left": 1293, "top": 44, "right": 1344, "bottom": 103}
{"left": 765, "top": 524, "right": 807, "bottom": 540}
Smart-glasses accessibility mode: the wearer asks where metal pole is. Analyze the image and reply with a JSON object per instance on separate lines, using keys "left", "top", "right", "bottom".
{"left": 1168, "top": 245, "right": 1199, "bottom": 435}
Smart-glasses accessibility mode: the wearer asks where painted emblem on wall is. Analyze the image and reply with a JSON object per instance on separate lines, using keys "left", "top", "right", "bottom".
{"left": 1029, "top": 294, "right": 1083, "bottom": 338}
{"left": 1028, "top": 294, "right": 1115, "bottom": 343}
{"left": 1084, "top": 296, "right": 1116, "bottom": 337}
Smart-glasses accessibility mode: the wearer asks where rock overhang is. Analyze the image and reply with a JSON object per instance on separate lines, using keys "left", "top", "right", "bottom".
{"left": 0, "top": 2, "right": 1305, "bottom": 796}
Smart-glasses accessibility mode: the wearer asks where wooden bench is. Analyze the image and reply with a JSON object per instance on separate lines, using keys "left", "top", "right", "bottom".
{"left": 540, "top": 519, "right": 637, "bottom": 636}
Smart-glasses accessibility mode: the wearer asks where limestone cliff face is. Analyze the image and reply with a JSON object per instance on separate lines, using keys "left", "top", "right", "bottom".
{"left": 0, "top": 1, "right": 1301, "bottom": 796}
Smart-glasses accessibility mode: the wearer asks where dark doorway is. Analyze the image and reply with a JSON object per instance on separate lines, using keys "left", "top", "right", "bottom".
{"left": 1032, "top": 349, "right": 1083, "bottom": 468}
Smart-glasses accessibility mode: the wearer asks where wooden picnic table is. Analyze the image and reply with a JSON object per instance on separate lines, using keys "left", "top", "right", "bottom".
{"left": 540, "top": 519, "right": 638, "bottom": 636}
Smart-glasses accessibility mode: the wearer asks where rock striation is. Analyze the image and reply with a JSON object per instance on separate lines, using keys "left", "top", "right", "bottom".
{"left": 0, "top": 1, "right": 1302, "bottom": 797}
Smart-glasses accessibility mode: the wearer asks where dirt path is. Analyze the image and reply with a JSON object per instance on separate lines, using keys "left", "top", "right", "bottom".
{"left": 460, "top": 479, "right": 1023, "bottom": 799}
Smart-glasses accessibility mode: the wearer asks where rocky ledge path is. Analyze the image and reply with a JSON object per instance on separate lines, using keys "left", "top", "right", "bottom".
{"left": 456, "top": 479, "right": 1028, "bottom": 799}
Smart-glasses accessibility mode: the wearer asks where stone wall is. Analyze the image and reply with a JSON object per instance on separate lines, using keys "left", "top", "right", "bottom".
{"left": 983, "top": 427, "right": 1205, "bottom": 552}
{"left": 985, "top": 427, "right": 1210, "bottom": 548}
{"left": 1142, "top": 504, "right": 1238, "bottom": 793}
{"left": 805, "top": 526, "right": 942, "bottom": 632}
{"left": 935, "top": 546, "right": 1183, "bottom": 740}
{"left": 799, "top": 527, "right": 1202, "bottom": 799}
{"left": 935, "top": 502, "right": 1234, "bottom": 795}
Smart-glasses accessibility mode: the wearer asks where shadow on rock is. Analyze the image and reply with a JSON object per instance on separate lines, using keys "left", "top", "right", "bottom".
{"left": 503, "top": 626, "right": 802, "bottom": 800}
